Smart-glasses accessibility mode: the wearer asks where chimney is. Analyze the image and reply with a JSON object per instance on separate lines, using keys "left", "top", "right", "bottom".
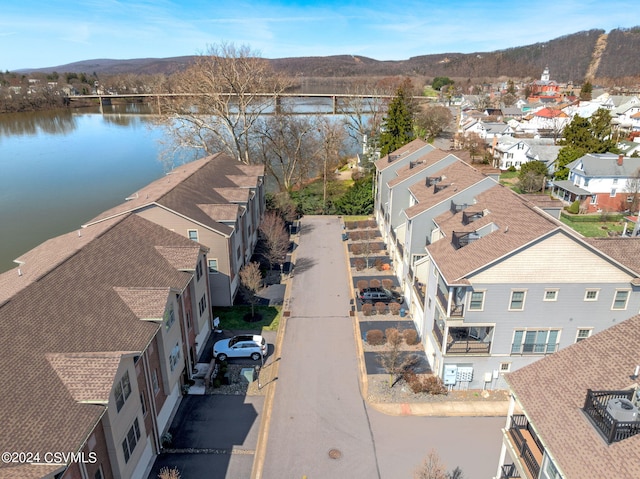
{"left": 618, "top": 154, "right": 624, "bottom": 166}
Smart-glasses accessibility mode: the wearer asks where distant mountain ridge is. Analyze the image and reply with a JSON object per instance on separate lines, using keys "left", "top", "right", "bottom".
{"left": 19, "top": 27, "right": 640, "bottom": 84}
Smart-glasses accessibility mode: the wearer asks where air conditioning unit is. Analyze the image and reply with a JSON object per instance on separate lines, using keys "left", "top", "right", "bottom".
{"left": 607, "top": 398, "right": 639, "bottom": 422}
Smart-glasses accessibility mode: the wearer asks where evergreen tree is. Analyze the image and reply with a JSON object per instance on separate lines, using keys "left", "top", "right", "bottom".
{"left": 333, "top": 175, "right": 374, "bottom": 215}
{"left": 579, "top": 81, "right": 593, "bottom": 101}
{"left": 379, "top": 83, "right": 415, "bottom": 157}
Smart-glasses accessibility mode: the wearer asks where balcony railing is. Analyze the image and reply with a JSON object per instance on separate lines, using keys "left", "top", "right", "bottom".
{"left": 432, "top": 320, "right": 444, "bottom": 349}
{"left": 507, "top": 414, "right": 543, "bottom": 479}
{"left": 500, "top": 464, "right": 521, "bottom": 479}
{"left": 435, "top": 287, "right": 464, "bottom": 318}
{"left": 450, "top": 200, "right": 469, "bottom": 214}
{"left": 413, "top": 281, "right": 426, "bottom": 308}
{"left": 583, "top": 389, "right": 640, "bottom": 444}
{"left": 446, "top": 328, "right": 491, "bottom": 355}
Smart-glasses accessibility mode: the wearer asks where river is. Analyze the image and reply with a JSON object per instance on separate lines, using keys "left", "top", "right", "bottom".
{"left": 0, "top": 101, "right": 361, "bottom": 273}
{"left": 0, "top": 106, "right": 173, "bottom": 272}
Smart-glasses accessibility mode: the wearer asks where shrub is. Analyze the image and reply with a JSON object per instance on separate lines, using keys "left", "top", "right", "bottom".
{"left": 375, "top": 302, "right": 387, "bottom": 315}
{"left": 385, "top": 327, "right": 402, "bottom": 346}
{"left": 567, "top": 200, "right": 580, "bottom": 214}
{"left": 507, "top": 165, "right": 516, "bottom": 172}
{"left": 403, "top": 373, "right": 448, "bottom": 395}
{"left": 404, "top": 329, "right": 419, "bottom": 345}
{"left": 382, "top": 278, "right": 394, "bottom": 290}
{"left": 389, "top": 302, "right": 401, "bottom": 315}
{"left": 374, "top": 257, "right": 385, "bottom": 271}
{"left": 367, "top": 219, "right": 377, "bottom": 228}
{"left": 354, "top": 258, "right": 366, "bottom": 271}
{"left": 349, "top": 230, "right": 361, "bottom": 241}
{"left": 358, "top": 220, "right": 369, "bottom": 229}
{"left": 357, "top": 279, "right": 369, "bottom": 292}
{"left": 350, "top": 243, "right": 363, "bottom": 255}
{"left": 345, "top": 221, "right": 358, "bottom": 230}
{"left": 369, "top": 278, "right": 381, "bottom": 288}
{"left": 366, "top": 329, "right": 384, "bottom": 345}
{"left": 423, "top": 375, "right": 448, "bottom": 395}
{"left": 362, "top": 303, "right": 374, "bottom": 316}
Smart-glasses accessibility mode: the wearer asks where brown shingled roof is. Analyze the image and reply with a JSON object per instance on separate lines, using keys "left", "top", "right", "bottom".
{"left": 405, "top": 161, "right": 488, "bottom": 220}
{"left": 373, "top": 138, "right": 429, "bottom": 170}
{"left": 46, "top": 352, "right": 126, "bottom": 403}
{"left": 0, "top": 214, "right": 197, "bottom": 463}
{"left": 585, "top": 237, "right": 640, "bottom": 277}
{"left": 114, "top": 286, "right": 172, "bottom": 320}
{"left": 427, "top": 185, "right": 559, "bottom": 283}
{"left": 506, "top": 314, "right": 640, "bottom": 478}
{"left": 387, "top": 149, "right": 453, "bottom": 188}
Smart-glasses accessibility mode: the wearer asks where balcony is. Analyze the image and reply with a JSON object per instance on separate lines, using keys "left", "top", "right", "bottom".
{"left": 499, "top": 464, "right": 521, "bottom": 479}
{"left": 435, "top": 287, "right": 464, "bottom": 318}
{"left": 446, "top": 327, "right": 492, "bottom": 355}
{"left": 583, "top": 389, "right": 640, "bottom": 444}
{"left": 506, "top": 414, "right": 543, "bottom": 479}
{"left": 450, "top": 200, "right": 469, "bottom": 214}
{"left": 413, "top": 280, "right": 426, "bottom": 308}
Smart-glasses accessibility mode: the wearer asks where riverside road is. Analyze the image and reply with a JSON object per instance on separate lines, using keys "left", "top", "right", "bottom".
{"left": 257, "top": 216, "right": 504, "bottom": 479}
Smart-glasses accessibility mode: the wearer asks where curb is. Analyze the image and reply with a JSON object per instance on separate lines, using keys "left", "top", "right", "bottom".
{"left": 250, "top": 223, "right": 300, "bottom": 479}
{"left": 343, "top": 218, "right": 509, "bottom": 418}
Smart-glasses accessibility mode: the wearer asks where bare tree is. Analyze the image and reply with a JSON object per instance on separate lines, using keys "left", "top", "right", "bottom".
{"left": 624, "top": 167, "right": 640, "bottom": 213}
{"left": 460, "top": 132, "right": 485, "bottom": 163}
{"left": 158, "top": 43, "right": 293, "bottom": 165}
{"left": 414, "top": 450, "right": 447, "bottom": 479}
{"left": 158, "top": 467, "right": 181, "bottom": 479}
{"left": 239, "top": 262, "right": 263, "bottom": 320}
{"left": 315, "top": 116, "right": 348, "bottom": 213}
{"left": 254, "top": 107, "right": 320, "bottom": 192}
{"left": 378, "top": 330, "right": 418, "bottom": 387}
{"left": 414, "top": 450, "right": 465, "bottom": 479}
{"left": 259, "top": 211, "right": 290, "bottom": 270}
{"left": 415, "top": 105, "right": 454, "bottom": 141}
{"left": 337, "top": 80, "right": 389, "bottom": 150}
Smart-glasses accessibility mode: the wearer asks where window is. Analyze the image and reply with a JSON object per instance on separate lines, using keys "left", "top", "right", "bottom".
{"left": 469, "top": 291, "right": 485, "bottom": 310}
{"left": 576, "top": 328, "right": 592, "bottom": 343}
{"left": 499, "top": 362, "right": 511, "bottom": 372}
{"left": 610, "top": 188, "right": 617, "bottom": 197}
{"left": 590, "top": 195, "right": 597, "bottom": 205}
{"left": 237, "top": 245, "right": 242, "bottom": 260}
{"left": 169, "top": 343, "right": 180, "bottom": 373}
{"left": 151, "top": 370, "right": 159, "bottom": 395}
{"left": 613, "top": 178, "right": 618, "bottom": 185}
{"left": 94, "top": 466, "right": 104, "bottom": 479}
{"left": 198, "top": 294, "right": 207, "bottom": 316}
{"left": 140, "top": 393, "right": 146, "bottom": 416}
{"left": 164, "top": 307, "right": 175, "bottom": 331}
{"left": 511, "top": 329, "right": 560, "bottom": 354}
{"left": 584, "top": 289, "right": 599, "bottom": 301}
{"left": 628, "top": 196, "right": 635, "bottom": 203}
{"left": 208, "top": 259, "right": 219, "bottom": 274}
{"left": 195, "top": 260, "right": 203, "bottom": 281}
{"left": 188, "top": 229, "right": 198, "bottom": 241}
{"left": 509, "top": 291, "right": 526, "bottom": 311}
{"left": 114, "top": 371, "right": 132, "bottom": 412}
{"left": 612, "top": 290, "right": 630, "bottom": 310}
{"left": 544, "top": 289, "right": 558, "bottom": 301}
{"left": 121, "top": 418, "right": 141, "bottom": 463}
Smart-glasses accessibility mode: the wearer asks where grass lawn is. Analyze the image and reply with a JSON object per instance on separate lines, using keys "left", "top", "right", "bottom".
{"left": 560, "top": 216, "right": 626, "bottom": 237}
{"left": 212, "top": 305, "right": 281, "bottom": 332}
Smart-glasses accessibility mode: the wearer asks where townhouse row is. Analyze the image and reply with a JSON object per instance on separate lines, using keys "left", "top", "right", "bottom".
{"left": 374, "top": 139, "right": 640, "bottom": 390}
{"left": 0, "top": 153, "right": 265, "bottom": 479}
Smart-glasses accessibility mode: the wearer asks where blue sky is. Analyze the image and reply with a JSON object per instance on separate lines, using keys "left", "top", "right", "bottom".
{"left": 1, "top": 0, "right": 636, "bottom": 71}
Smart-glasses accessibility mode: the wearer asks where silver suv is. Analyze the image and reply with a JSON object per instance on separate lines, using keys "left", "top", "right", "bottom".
{"left": 213, "top": 334, "right": 267, "bottom": 361}
{"left": 359, "top": 287, "right": 401, "bottom": 304}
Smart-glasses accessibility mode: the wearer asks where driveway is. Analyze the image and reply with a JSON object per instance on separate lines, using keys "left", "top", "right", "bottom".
{"left": 258, "top": 216, "right": 505, "bottom": 479}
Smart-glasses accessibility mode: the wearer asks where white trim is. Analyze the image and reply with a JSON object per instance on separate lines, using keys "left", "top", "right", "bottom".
{"left": 584, "top": 289, "right": 600, "bottom": 301}
{"left": 575, "top": 328, "right": 593, "bottom": 343}
{"left": 543, "top": 289, "right": 559, "bottom": 302}
{"left": 611, "top": 289, "right": 630, "bottom": 310}
{"left": 509, "top": 290, "right": 527, "bottom": 311}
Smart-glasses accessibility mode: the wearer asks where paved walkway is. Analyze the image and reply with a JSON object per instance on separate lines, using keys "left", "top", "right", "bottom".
{"left": 253, "top": 216, "right": 506, "bottom": 479}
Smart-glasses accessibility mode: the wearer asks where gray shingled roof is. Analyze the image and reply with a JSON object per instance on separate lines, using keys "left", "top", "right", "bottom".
{"left": 571, "top": 153, "right": 640, "bottom": 177}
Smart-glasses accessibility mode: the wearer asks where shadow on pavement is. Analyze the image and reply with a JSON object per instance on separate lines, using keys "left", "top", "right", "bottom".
{"left": 147, "top": 395, "right": 261, "bottom": 479}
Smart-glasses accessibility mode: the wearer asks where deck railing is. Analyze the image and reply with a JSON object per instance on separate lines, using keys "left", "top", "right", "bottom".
{"left": 583, "top": 389, "right": 640, "bottom": 444}
{"left": 508, "top": 414, "right": 542, "bottom": 479}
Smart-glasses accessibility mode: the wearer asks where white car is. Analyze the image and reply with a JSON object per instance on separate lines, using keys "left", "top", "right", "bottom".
{"left": 213, "top": 334, "right": 267, "bottom": 361}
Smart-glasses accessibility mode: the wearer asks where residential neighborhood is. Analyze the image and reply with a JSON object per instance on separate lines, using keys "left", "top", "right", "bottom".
{"left": 4, "top": 42, "right": 640, "bottom": 479}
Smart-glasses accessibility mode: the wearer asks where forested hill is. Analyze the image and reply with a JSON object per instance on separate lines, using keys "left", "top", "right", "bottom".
{"left": 19, "top": 27, "right": 640, "bottom": 84}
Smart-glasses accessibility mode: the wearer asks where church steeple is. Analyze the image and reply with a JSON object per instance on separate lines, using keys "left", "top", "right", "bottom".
{"left": 541, "top": 66, "right": 550, "bottom": 82}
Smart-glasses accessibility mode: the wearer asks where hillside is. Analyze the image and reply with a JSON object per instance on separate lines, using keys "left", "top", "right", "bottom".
{"left": 19, "top": 27, "right": 640, "bottom": 85}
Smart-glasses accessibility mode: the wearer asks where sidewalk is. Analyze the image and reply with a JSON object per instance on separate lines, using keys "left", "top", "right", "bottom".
{"left": 342, "top": 216, "right": 510, "bottom": 418}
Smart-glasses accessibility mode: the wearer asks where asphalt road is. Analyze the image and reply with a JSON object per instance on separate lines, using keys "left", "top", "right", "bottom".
{"left": 259, "top": 216, "right": 505, "bottom": 479}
